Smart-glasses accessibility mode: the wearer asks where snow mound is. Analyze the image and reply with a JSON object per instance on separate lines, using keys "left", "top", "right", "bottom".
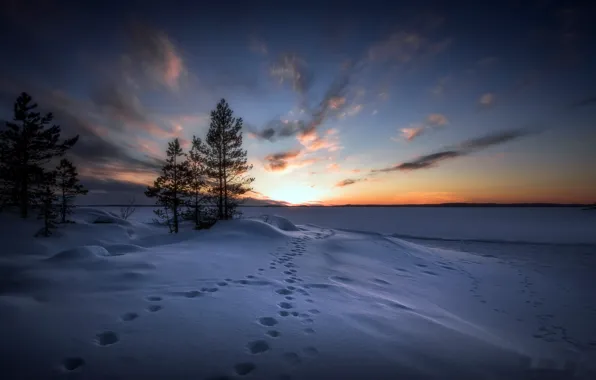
{"left": 208, "top": 218, "right": 292, "bottom": 239}
{"left": 73, "top": 207, "right": 132, "bottom": 226}
{"left": 103, "top": 244, "right": 148, "bottom": 255}
{"left": 249, "top": 214, "right": 300, "bottom": 231}
{"left": 47, "top": 246, "right": 113, "bottom": 262}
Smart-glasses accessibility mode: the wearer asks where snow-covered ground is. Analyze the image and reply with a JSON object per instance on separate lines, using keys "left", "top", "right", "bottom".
{"left": 0, "top": 207, "right": 595, "bottom": 379}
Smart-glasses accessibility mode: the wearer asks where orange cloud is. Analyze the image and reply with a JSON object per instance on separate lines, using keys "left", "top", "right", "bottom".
{"left": 426, "top": 113, "right": 448, "bottom": 126}
{"left": 326, "top": 163, "right": 340, "bottom": 172}
{"left": 479, "top": 92, "right": 496, "bottom": 106}
{"left": 398, "top": 125, "right": 426, "bottom": 141}
{"left": 298, "top": 129, "right": 342, "bottom": 152}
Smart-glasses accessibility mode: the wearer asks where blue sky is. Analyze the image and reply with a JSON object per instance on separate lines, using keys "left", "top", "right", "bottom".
{"left": 1, "top": 0, "right": 595, "bottom": 204}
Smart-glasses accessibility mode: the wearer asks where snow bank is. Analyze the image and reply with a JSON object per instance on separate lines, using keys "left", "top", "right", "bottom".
{"left": 0, "top": 207, "right": 594, "bottom": 379}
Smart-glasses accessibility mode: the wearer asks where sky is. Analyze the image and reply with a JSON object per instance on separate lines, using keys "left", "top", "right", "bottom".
{"left": 1, "top": 0, "right": 595, "bottom": 205}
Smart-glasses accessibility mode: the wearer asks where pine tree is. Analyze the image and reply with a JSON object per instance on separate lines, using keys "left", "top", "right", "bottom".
{"left": 55, "top": 158, "right": 88, "bottom": 223}
{"left": 145, "top": 138, "right": 188, "bottom": 233}
{"left": 203, "top": 99, "right": 254, "bottom": 220}
{"left": 0, "top": 93, "right": 79, "bottom": 218}
{"left": 36, "top": 171, "right": 58, "bottom": 237}
{"left": 184, "top": 136, "right": 208, "bottom": 228}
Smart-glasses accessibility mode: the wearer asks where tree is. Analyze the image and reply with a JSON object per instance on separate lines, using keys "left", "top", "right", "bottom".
{"left": 203, "top": 99, "right": 254, "bottom": 220}
{"left": 36, "top": 171, "right": 58, "bottom": 237}
{"left": 145, "top": 138, "right": 188, "bottom": 233}
{"left": 55, "top": 158, "right": 88, "bottom": 223}
{"left": 0, "top": 93, "right": 79, "bottom": 218}
{"left": 184, "top": 136, "right": 208, "bottom": 228}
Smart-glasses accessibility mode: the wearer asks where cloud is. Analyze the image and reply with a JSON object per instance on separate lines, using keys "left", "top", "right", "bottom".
{"left": 398, "top": 125, "right": 426, "bottom": 141}
{"left": 426, "top": 113, "right": 449, "bottom": 126}
{"left": 298, "top": 128, "right": 342, "bottom": 152}
{"left": 377, "top": 128, "right": 533, "bottom": 173}
{"left": 263, "top": 150, "right": 318, "bottom": 172}
{"left": 479, "top": 93, "right": 496, "bottom": 106}
{"left": 126, "top": 21, "right": 187, "bottom": 91}
{"left": 90, "top": 82, "right": 147, "bottom": 125}
{"left": 269, "top": 53, "right": 313, "bottom": 96}
{"left": 431, "top": 76, "right": 451, "bottom": 95}
{"left": 368, "top": 31, "right": 451, "bottom": 65}
{"left": 326, "top": 163, "right": 340, "bottom": 172}
{"left": 248, "top": 35, "right": 268, "bottom": 55}
{"left": 394, "top": 113, "right": 449, "bottom": 142}
{"left": 570, "top": 95, "right": 596, "bottom": 108}
{"left": 335, "top": 178, "right": 367, "bottom": 187}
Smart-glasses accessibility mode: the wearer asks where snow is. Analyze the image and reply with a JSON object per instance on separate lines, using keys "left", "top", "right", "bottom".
{"left": 0, "top": 206, "right": 595, "bottom": 379}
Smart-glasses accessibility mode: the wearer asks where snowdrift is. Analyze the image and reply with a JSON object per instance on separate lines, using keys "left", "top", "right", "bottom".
{"left": 0, "top": 207, "right": 593, "bottom": 379}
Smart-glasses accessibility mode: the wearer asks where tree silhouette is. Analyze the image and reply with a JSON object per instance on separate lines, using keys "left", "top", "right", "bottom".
{"left": 203, "top": 99, "right": 254, "bottom": 220}
{"left": 184, "top": 136, "right": 209, "bottom": 228}
{"left": 55, "top": 158, "right": 88, "bottom": 223}
{"left": 36, "top": 171, "right": 58, "bottom": 237}
{"left": 0, "top": 92, "right": 78, "bottom": 218}
{"left": 145, "top": 138, "right": 188, "bottom": 233}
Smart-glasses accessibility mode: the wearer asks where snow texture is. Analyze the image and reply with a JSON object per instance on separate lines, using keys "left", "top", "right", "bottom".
{"left": 0, "top": 206, "right": 595, "bottom": 380}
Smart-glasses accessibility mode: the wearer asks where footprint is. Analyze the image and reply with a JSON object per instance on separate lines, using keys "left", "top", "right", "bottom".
{"left": 266, "top": 330, "right": 281, "bottom": 338}
{"left": 95, "top": 331, "right": 119, "bottom": 346}
{"left": 286, "top": 286, "right": 296, "bottom": 290}
{"left": 185, "top": 290, "right": 202, "bottom": 298}
{"left": 303, "top": 346, "right": 319, "bottom": 356}
{"left": 416, "top": 264, "right": 428, "bottom": 268}
{"left": 279, "top": 311, "right": 290, "bottom": 317}
{"left": 258, "top": 317, "right": 278, "bottom": 326}
{"left": 247, "top": 340, "right": 270, "bottom": 354}
{"left": 282, "top": 352, "right": 302, "bottom": 366}
{"left": 306, "top": 299, "right": 314, "bottom": 303}
{"left": 234, "top": 362, "right": 256, "bottom": 376}
{"left": 302, "top": 318, "right": 314, "bottom": 324}
{"left": 217, "top": 282, "right": 228, "bottom": 286}
{"left": 205, "top": 287, "right": 219, "bottom": 292}
{"left": 246, "top": 275, "right": 255, "bottom": 279}
{"left": 146, "top": 296, "right": 162, "bottom": 301}
{"left": 225, "top": 278, "right": 232, "bottom": 282}
{"left": 278, "top": 302, "right": 293, "bottom": 309}
{"left": 291, "top": 311, "right": 299, "bottom": 317}
{"left": 285, "top": 296, "right": 294, "bottom": 301}
{"left": 304, "top": 328, "right": 315, "bottom": 334}
{"left": 284, "top": 271, "right": 293, "bottom": 275}
{"left": 147, "top": 305, "right": 162, "bottom": 312}
{"left": 308, "top": 309, "right": 320, "bottom": 315}
{"left": 62, "top": 357, "right": 85, "bottom": 371}
{"left": 276, "top": 288, "right": 293, "bottom": 295}
{"left": 330, "top": 276, "right": 353, "bottom": 283}
{"left": 121, "top": 312, "right": 139, "bottom": 321}
{"left": 285, "top": 279, "right": 296, "bottom": 284}
{"left": 258, "top": 268, "right": 264, "bottom": 272}
{"left": 422, "top": 270, "right": 438, "bottom": 276}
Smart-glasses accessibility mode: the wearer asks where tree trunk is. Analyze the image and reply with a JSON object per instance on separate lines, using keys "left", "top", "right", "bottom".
{"left": 20, "top": 173, "right": 28, "bottom": 218}
{"left": 218, "top": 149, "right": 223, "bottom": 220}
{"left": 61, "top": 183, "right": 66, "bottom": 223}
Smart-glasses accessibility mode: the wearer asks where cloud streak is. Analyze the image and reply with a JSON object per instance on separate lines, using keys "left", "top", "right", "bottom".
{"left": 377, "top": 128, "right": 533, "bottom": 173}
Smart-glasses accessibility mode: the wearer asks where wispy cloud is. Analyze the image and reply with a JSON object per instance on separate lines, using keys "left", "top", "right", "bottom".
{"left": 125, "top": 21, "right": 187, "bottom": 91}
{"left": 269, "top": 53, "right": 313, "bottom": 96}
{"left": 479, "top": 92, "right": 496, "bottom": 106}
{"left": 335, "top": 178, "right": 367, "bottom": 187}
{"left": 248, "top": 35, "right": 268, "bottom": 55}
{"left": 377, "top": 128, "right": 533, "bottom": 173}
{"left": 570, "top": 95, "right": 596, "bottom": 108}
{"left": 393, "top": 113, "right": 449, "bottom": 142}
{"left": 263, "top": 150, "right": 318, "bottom": 173}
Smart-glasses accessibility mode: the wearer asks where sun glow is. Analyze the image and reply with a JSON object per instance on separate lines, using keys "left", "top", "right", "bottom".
{"left": 267, "top": 184, "right": 327, "bottom": 205}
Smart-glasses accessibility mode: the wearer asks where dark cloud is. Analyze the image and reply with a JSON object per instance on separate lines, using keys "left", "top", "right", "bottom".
{"left": 335, "top": 178, "right": 367, "bottom": 187}
{"left": 372, "top": 128, "right": 534, "bottom": 173}
{"left": 263, "top": 150, "right": 302, "bottom": 171}
{"left": 374, "top": 151, "right": 462, "bottom": 172}
{"left": 457, "top": 128, "right": 532, "bottom": 150}
{"left": 90, "top": 83, "right": 147, "bottom": 125}
{"left": 570, "top": 96, "right": 596, "bottom": 108}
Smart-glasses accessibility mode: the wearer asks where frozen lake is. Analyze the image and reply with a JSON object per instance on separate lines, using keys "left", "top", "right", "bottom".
{"left": 120, "top": 206, "right": 596, "bottom": 246}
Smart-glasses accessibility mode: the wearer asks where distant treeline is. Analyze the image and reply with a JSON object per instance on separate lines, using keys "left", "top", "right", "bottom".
{"left": 78, "top": 203, "right": 594, "bottom": 208}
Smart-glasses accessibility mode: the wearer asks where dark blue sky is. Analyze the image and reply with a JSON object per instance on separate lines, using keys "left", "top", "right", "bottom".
{"left": 1, "top": 0, "right": 595, "bottom": 204}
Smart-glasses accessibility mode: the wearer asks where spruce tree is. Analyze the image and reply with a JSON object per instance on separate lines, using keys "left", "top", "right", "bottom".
{"left": 0, "top": 92, "right": 79, "bottom": 218}
{"left": 55, "top": 158, "right": 88, "bottom": 223}
{"left": 184, "top": 136, "right": 208, "bottom": 228}
{"left": 145, "top": 138, "right": 188, "bottom": 233}
{"left": 36, "top": 171, "right": 58, "bottom": 237}
{"left": 203, "top": 99, "right": 254, "bottom": 220}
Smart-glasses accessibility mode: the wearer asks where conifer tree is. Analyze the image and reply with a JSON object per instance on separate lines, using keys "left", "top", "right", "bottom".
{"left": 36, "top": 171, "right": 58, "bottom": 237}
{"left": 145, "top": 138, "right": 188, "bottom": 233}
{"left": 0, "top": 92, "right": 79, "bottom": 218}
{"left": 55, "top": 158, "right": 88, "bottom": 223}
{"left": 184, "top": 136, "right": 208, "bottom": 228}
{"left": 203, "top": 99, "right": 254, "bottom": 220}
